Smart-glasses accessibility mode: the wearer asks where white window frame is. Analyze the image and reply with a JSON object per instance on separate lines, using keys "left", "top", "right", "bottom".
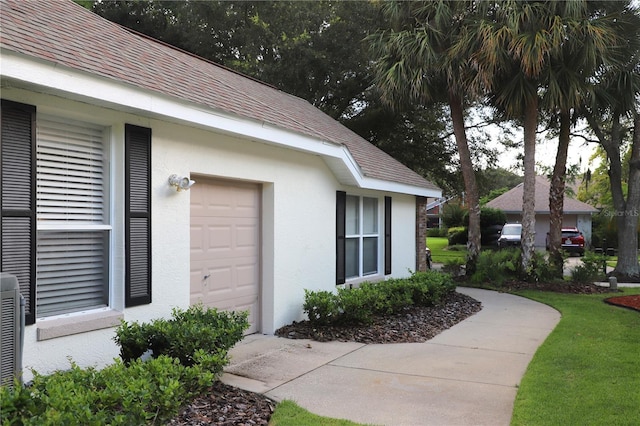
{"left": 345, "top": 195, "right": 382, "bottom": 281}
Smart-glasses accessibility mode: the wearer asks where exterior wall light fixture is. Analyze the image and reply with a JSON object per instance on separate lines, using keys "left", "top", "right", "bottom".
{"left": 168, "top": 174, "right": 195, "bottom": 191}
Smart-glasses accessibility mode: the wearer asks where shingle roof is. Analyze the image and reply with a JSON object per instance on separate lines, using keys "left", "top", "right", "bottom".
{"left": 0, "top": 0, "right": 439, "bottom": 192}
{"left": 485, "top": 175, "right": 598, "bottom": 214}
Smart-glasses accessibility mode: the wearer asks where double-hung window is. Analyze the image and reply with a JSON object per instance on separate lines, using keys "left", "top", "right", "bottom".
{"left": 2, "top": 100, "right": 152, "bottom": 326}
{"left": 336, "top": 191, "right": 391, "bottom": 284}
{"left": 35, "top": 116, "right": 110, "bottom": 317}
{"left": 345, "top": 195, "right": 379, "bottom": 279}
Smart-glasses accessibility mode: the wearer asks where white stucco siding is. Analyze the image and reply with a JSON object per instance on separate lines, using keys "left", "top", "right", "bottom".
{"left": 152, "top": 121, "right": 339, "bottom": 333}
{"left": 4, "top": 88, "right": 425, "bottom": 378}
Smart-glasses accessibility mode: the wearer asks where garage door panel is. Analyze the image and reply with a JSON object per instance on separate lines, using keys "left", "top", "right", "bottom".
{"left": 190, "top": 178, "right": 261, "bottom": 334}
{"left": 236, "top": 263, "right": 259, "bottom": 286}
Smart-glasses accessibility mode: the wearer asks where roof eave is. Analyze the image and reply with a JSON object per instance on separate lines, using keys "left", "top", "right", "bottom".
{"left": 1, "top": 50, "right": 438, "bottom": 197}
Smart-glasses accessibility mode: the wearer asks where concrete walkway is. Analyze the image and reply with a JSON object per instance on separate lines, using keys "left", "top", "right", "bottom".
{"left": 221, "top": 288, "right": 561, "bottom": 426}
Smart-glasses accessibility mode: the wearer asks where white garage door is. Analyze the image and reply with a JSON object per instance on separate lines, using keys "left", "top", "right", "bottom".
{"left": 190, "top": 178, "right": 261, "bottom": 334}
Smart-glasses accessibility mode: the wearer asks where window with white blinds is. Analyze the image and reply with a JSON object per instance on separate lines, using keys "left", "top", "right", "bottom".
{"left": 36, "top": 116, "right": 110, "bottom": 317}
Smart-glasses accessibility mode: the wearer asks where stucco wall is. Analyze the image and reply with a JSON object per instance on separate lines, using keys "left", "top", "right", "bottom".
{"left": 4, "top": 88, "right": 418, "bottom": 378}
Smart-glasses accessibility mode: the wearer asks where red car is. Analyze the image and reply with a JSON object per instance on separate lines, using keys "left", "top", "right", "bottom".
{"left": 546, "top": 227, "right": 585, "bottom": 256}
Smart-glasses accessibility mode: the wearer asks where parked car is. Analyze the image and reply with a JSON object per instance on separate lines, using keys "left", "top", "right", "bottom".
{"left": 497, "top": 223, "right": 522, "bottom": 249}
{"left": 482, "top": 224, "right": 504, "bottom": 247}
{"left": 546, "top": 227, "right": 585, "bottom": 256}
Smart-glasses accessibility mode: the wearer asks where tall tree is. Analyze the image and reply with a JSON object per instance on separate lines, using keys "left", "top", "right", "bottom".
{"left": 542, "top": 1, "right": 627, "bottom": 277}
{"left": 469, "top": 0, "right": 555, "bottom": 270}
{"left": 582, "top": 1, "right": 640, "bottom": 279}
{"left": 369, "top": 0, "right": 483, "bottom": 273}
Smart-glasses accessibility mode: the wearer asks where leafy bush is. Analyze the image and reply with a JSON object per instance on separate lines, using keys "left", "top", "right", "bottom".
{"left": 571, "top": 251, "right": 606, "bottom": 283}
{"left": 523, "top": 250, "right": 559, "bottom": 283}
{"left": 303, "top": 289, "right": 341, "bottom": 326}
{"left": 441, "top": 258, "right": 465, "bottom": 276}
{"left": 463, "top": 207, "right": 507, "bottom": 228}
{"left": 2, "top": 305, "right": 249, "bottom": 425}
{"left": 427, "top": 227, "right": 448, "bottom": 237}
{"left": 447, "top": 226, "right": 468, "bottom": 245}
{"left": 471, "top": 249, "right": 519, "bottom": 285}
{"left": 303, "top": 272, "right": 456, "bottom": 326}
{"left": 406, "top": 270, "right": 456, "bottom": 305}
{"left": 0, "top": 356, "right": 215, "bottom": 425}
{"left": 114, "top": 304, "right": 248, "bottom": 369}
{"left": 442, "top": 203, "right": 467, "bottom": 228}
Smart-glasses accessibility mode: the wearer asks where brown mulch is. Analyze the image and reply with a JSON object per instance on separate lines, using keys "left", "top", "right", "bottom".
{"left": 605, "top": 294, "right": 640, "bottom": 312}
{"left": 497, "top": 280, "right": 615, "bottom": 294}
{"left": 274, "top": 291, "right": 482, "bottom": 344}
{"left": 169, "top": 281, "right": 623, "bottom": 425}
{"left": 169, "top": 381, "right": 275, "bottom": 426}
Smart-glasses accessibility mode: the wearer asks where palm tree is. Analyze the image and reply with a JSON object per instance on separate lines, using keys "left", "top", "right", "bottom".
{"left": 543, "top": 1, "right": 628, "bottom": 277}
{"left": 369, "top": 0, "right": 483, "bottom": 273}
{"left": 583, "top": 0, "right": 640, "bottom": 279}
{"left": 467, "top": 0, "right": 556, "bottom": 271}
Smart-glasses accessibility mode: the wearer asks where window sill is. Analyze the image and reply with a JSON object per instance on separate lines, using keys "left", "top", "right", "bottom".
{"left": 37, "top": 310, "right": 123, "bottom": 341}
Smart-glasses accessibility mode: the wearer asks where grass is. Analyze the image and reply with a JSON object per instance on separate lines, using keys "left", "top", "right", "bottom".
{"left": 427, "top": 236, "right": 466, "bottom": 263}
{"left": 511, "top": 287, "right": 640, "bottom": 426}
{"left": 269, "top": 400, "right": 368, "bottom": 426}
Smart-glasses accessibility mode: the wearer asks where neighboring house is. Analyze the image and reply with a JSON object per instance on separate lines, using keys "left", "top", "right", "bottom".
{"left": 0, "top": 0, "right": 441, "bottom": 379}
{"left": 485, "top": 175, "right": 598, "bottom": 248}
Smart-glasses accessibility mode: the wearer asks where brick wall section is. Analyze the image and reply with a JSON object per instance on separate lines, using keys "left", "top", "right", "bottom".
{"left": 416, "top": 196, "right": 428, "bottom": 272}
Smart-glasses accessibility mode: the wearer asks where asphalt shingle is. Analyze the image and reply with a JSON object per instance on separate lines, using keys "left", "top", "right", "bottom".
{"left": 0, "top": 0, "right": 439, "bottom": 192}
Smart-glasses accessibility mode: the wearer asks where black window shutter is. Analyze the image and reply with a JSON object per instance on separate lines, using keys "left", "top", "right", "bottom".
{"left": 336, "top": 191, "right": 346, "bottom": 285}
{"left": 1, "top": 100, "right": 37, "bottom": 325}
{"left": 385, "top": 196, "right": 392, "bottom": 275}
{"left": 125, "top": 124, "right": 152, "bottom": 306}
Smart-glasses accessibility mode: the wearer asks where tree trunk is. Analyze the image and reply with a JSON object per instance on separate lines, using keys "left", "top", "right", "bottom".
{"left": 548, "top": 110, "right": 570, "bottom": 277}
{"left": 521, "top": 96, "right": 538, "bottom": 271}
{"left": 614, "top": 112, "right": 640, "bottom": 279}
{"left": 448, "top": 91, "right": 480, "bottom": 274}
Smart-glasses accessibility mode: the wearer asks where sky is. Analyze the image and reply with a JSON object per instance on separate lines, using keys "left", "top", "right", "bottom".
{"left": 485, "top": 120, "right": 599, "bottom": 176}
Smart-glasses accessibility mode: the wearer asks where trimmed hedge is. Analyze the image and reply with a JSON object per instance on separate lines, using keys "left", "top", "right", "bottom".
{"left": 304, "top": 271, "right": 456, "bottom": 326}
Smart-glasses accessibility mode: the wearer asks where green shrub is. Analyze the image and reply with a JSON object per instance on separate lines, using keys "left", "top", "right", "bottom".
{"left": 472, "top": 249, "right": 519, "bottom": 285}
{"left": 463, "top": 207, "right": 507, "bottom": 228}
{"left": 303, "top": 272, "right": 457, "bottom": 326}
{"left": 441, "top": 258, "right": 465, "bottom": 276}
{"left": 114, "top": 304, "right": 248, "bottom": 368}
{"left": 0, "top": 356, "right": 215, "bottom": 425}
{"left": 303, "top": 289, "right": 340, "bottom": 326}
{"left": 363, "top": 279, "right": 414, "bottom": 315}
{"left": 406, "top": 270, "right": 456, "bottom": 305}
{"left": 337, "top": 285, "right": 375, "bottom": 324}
{"left": 571, "top": 251, "right": 606, "bottom": 283}
{"left": 427, "top": 227, "right": 448, "bottom": 237}
{"left": 447, "top": 226, "right": 468, "bottom": 245}
{"left": 442, "top": 203, "right": 467, "bottom": 228}
{"left": 523, "top": 250, "right": 559, "bottom": 283}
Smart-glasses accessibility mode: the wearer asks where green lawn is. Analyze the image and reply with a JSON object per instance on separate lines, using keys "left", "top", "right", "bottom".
{"left": 511, "top": 287, "right": 640, "bottom": 425}
{"left": 427, "top": 236, "right": 466, "bottom": 263}
{"left": 269, "top": 400, "right": 368, "bottom": 426}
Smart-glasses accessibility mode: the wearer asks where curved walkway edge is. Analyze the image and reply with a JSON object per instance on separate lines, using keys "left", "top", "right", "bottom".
{"left": 222, "top": 287, "right": 561, "bottom": 426}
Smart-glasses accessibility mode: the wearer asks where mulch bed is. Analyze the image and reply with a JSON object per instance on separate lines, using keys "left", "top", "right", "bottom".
{"left": 498, "top": 280, "right": 615, "bottom": 294}
{"left": 605, "top": 294, "right": 640, "bottom": 312}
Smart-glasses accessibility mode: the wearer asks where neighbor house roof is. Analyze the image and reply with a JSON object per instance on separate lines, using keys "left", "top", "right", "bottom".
{"left": 485, "top": 175, "right": 598, "bottom": 214}
{"left": 0, "top": 0, "right": 440, "bottom": 196}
